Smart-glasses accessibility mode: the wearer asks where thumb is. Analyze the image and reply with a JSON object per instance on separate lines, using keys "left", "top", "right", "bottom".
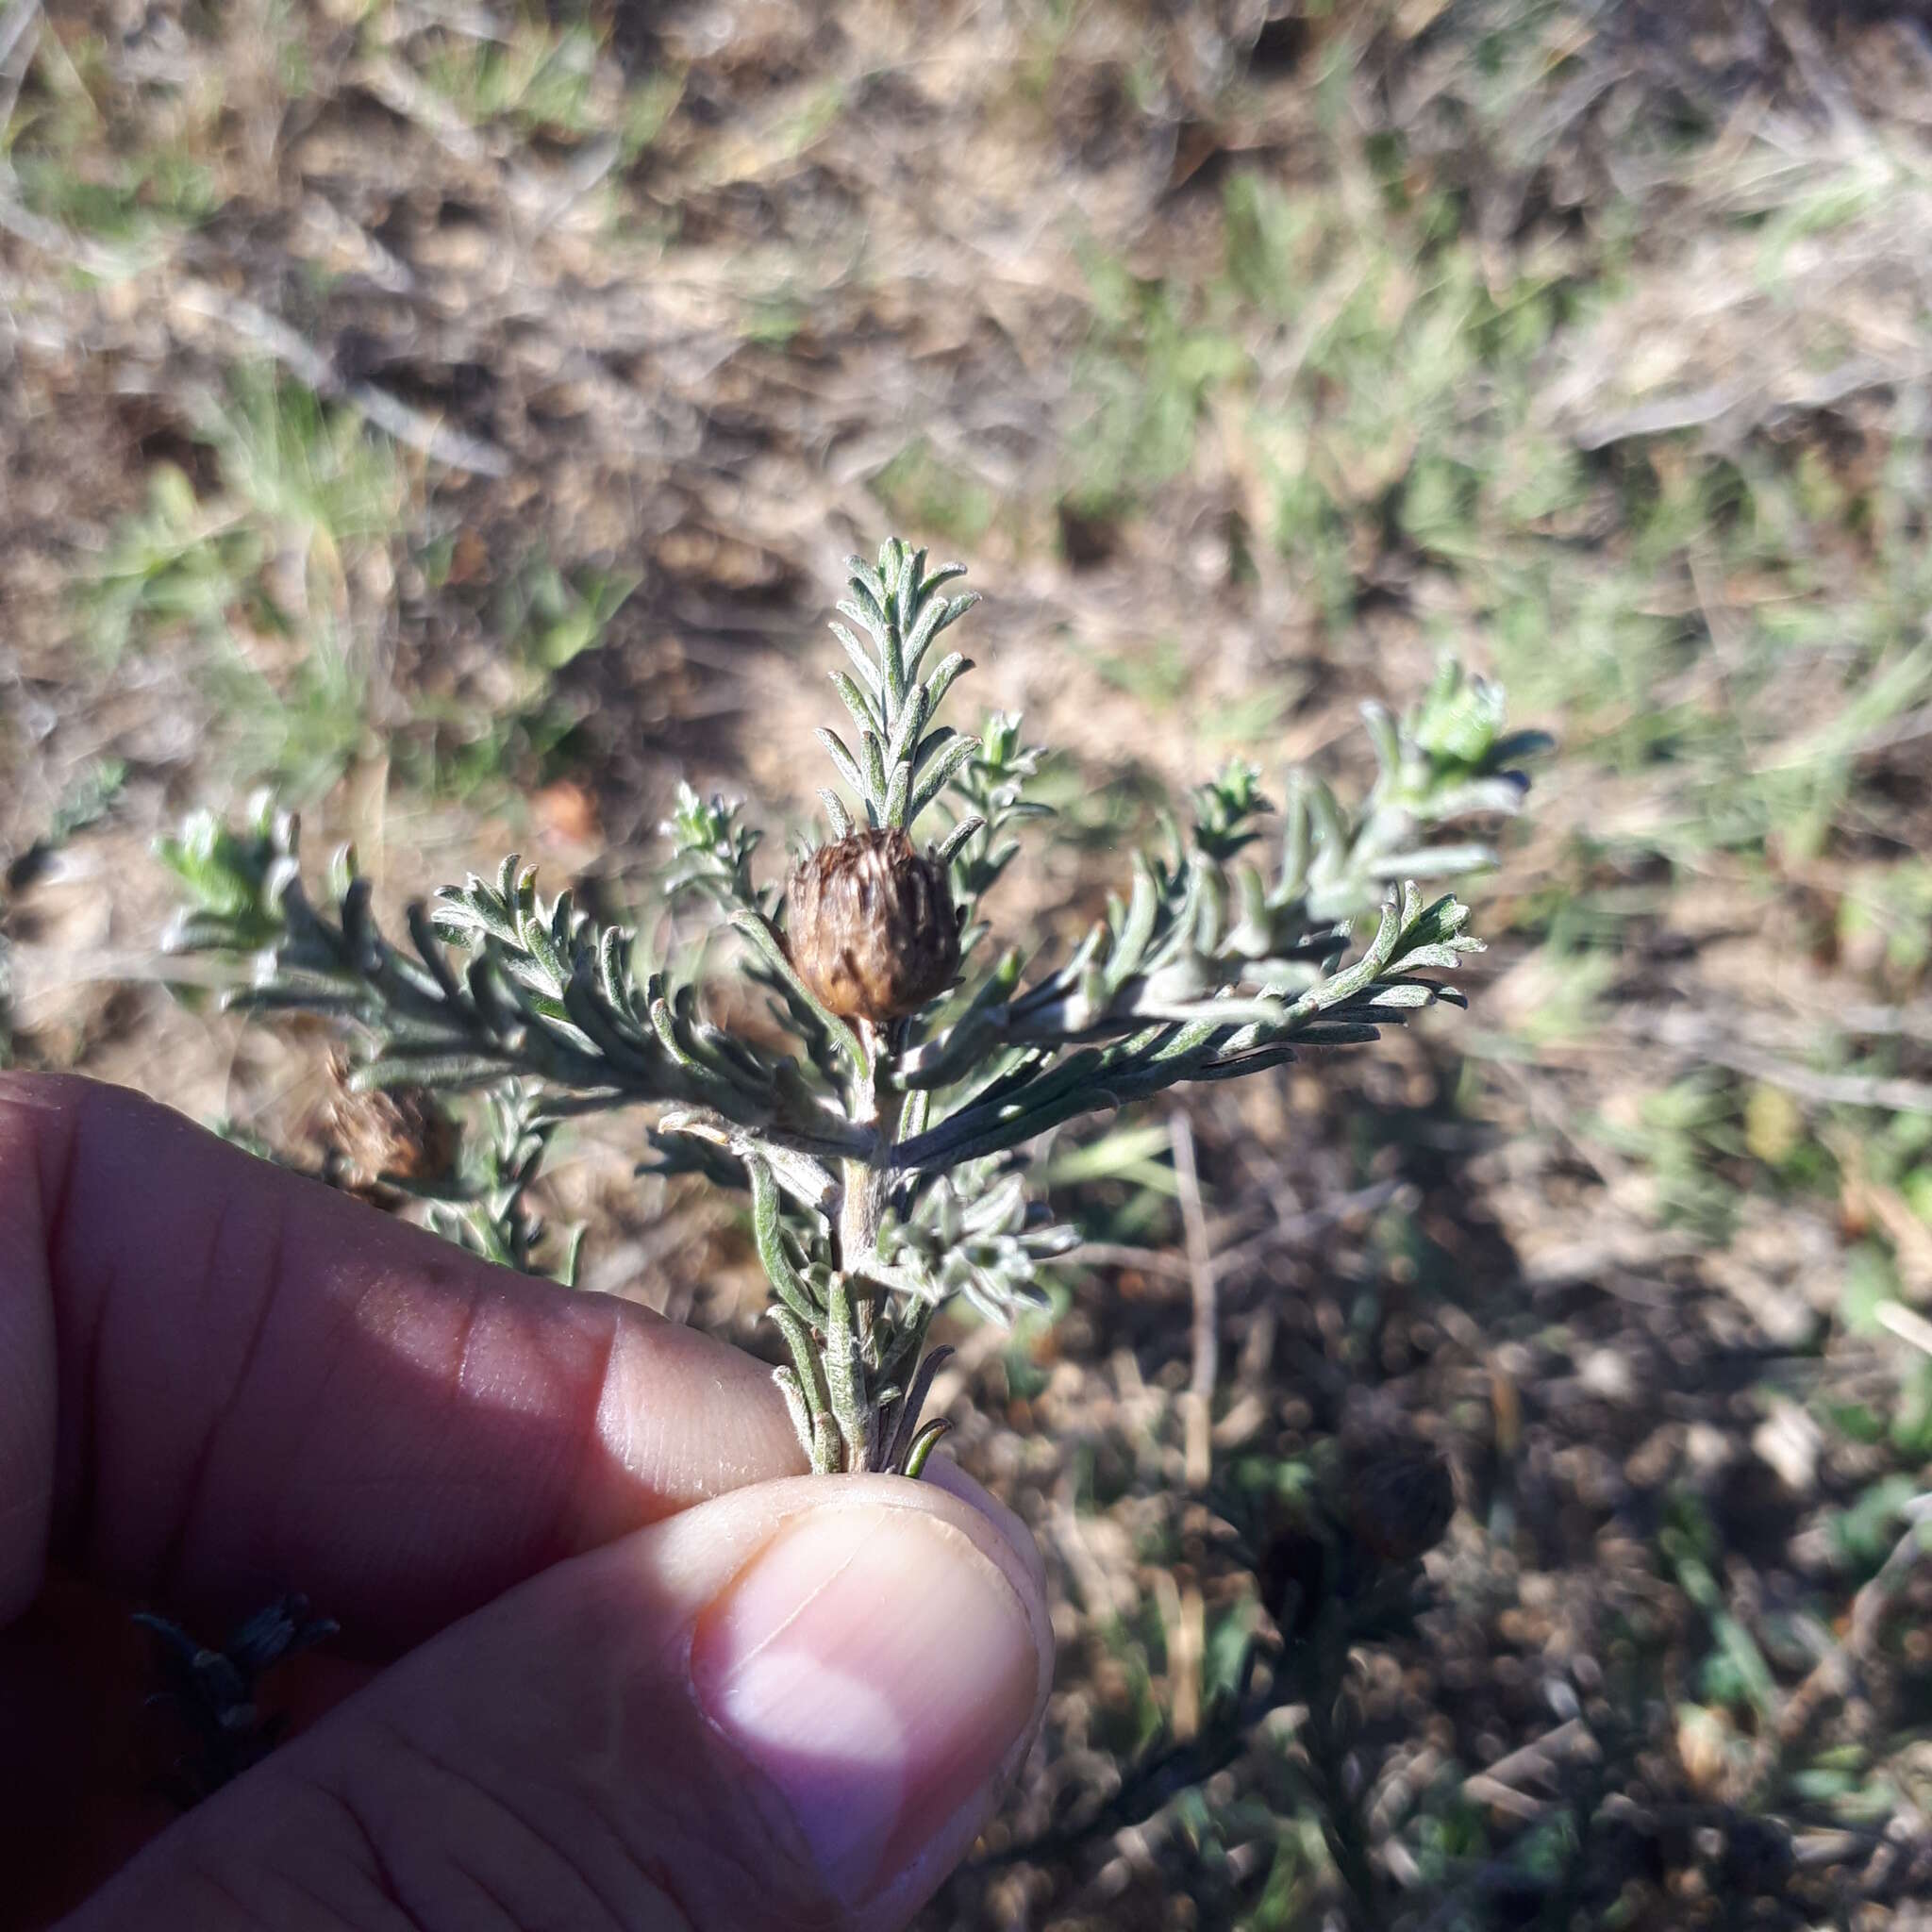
{"left": 64, "top": 1474, "right": 1052, "bottom": 1932}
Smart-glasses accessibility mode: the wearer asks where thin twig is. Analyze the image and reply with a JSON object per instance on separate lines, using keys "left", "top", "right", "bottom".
{"left": 1073, "top": 1179, "right": 1403, "bottom": 1280}
{"left": 171, "top": 280, "right": 511, "bottom": 477}
{"left": 0, "top": 0, "right": 36, "bottom": 67}
{"left": 1818, "top": 999, "right": 1932, "bottom": 1046}
{"left": 1877, "top": 1300, "right": 1932, "bottom": 1357}
{"left": 1459, "top": 1717, "right": 1598, "bottom": 1821}
{"left": 0, "top": 171, "right": 513, "bottom": 478}
{"left": 1465, "top": 1717, "right": 1596, "bottom": 1794}
{"left": 1643, "top": 1008, "right": 1932, "bottom": 1115}
{"left": 1774, "top": 1492, "right": 1932, "bottom": 1752}
{"left": 0, "top": 0, "right": 40, "bottom": 131}
{"left": 1849, "top": 1492, "right": 1932, "bottom": 1656}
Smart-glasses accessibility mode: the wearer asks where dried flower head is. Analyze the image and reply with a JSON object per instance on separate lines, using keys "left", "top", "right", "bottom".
{"left": 785, "top": 826, "right": 960, "bottom": 1023}
{"left": 1343, "top": 1430, "right": 1456, "bottom": 1565}
{"left": 320, "top": 1048, "right": 458, "bottom": 1194}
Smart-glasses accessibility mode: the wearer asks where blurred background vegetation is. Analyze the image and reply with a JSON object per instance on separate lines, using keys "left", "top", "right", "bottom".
{"left": 4, "top": 0, "right": 1932, "bottom": 1924}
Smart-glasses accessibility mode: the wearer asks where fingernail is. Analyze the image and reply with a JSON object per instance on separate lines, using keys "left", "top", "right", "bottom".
{"left": 920, "top": 1455, "right": 1047, "bottom": 1599}
{"left": 691, "top": 1499, "right": 1040, "bottom": 1908}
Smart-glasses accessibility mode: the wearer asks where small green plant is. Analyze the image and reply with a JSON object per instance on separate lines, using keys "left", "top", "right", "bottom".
{"left": 977, "top": 1414, "right": 1461, "bottom": 1915}
{"left": 870, "top": 439, "right": 998, "bottom": 550}
{"left": 161, "top": 539, "right": 1543, "bottom": 1476}
{"left": 86, "top": 374, "right": 409, "bottom": 667}
{"left": 82, "top": 374, "right": 413, "bottom": 798}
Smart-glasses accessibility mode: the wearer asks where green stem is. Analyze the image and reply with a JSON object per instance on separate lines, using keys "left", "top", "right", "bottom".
{"left": 1298, "top": 1611, "right": 1380, "bottom": 1925}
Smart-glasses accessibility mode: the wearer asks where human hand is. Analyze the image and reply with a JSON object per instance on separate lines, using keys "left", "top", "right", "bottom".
{"left": 0, "top": 1074, "right": 1051, "bottom": 1930}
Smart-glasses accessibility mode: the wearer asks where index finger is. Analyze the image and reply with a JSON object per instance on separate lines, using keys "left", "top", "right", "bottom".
{"left": 0, "top": 1074, "right": 804, "bottom": 1648}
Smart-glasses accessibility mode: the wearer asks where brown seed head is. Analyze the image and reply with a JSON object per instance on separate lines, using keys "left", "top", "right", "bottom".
{"left": 1342, "top": 1429, "right": 1456, "bottom": 1565}
{"left": 321, "top": 1049, "right": 458, "bottom": 1194}
{"left": 785, "top": 826, "right": 960, "bottom": 1023}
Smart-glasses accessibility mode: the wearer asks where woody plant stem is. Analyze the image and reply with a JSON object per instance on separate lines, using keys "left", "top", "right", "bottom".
{"left": 834, "top": 1020, "right": 910, "bottom": 1473}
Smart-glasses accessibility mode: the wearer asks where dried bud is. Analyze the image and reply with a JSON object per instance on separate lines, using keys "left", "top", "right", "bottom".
{"left": 321, "top": 1050, "right": 458, "bottom": 1194}
{"left": 785, "top": 827, "right": 960, "bottom": 1022}
{"left": 1343, "top": 1431, "right": 1456, "bottom": 1565}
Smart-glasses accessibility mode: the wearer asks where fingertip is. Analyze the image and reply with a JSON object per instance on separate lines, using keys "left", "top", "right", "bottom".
{"left": 679, "top": 1477, "right": 1052, "bottom": 1920}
